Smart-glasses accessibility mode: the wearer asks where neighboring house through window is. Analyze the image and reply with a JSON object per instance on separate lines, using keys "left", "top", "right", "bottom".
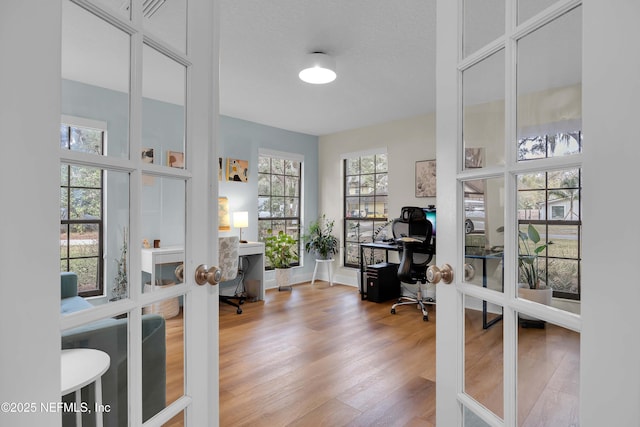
{"left": 517, "top": 131, "right": 582, "bottom": 300}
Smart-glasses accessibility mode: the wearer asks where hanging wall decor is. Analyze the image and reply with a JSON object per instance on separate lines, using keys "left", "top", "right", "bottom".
{"left": 226, "top": 158, "right": 248, "bottom": 182}
{"left": 415, "top": 159, "right": 436, "bottom": 197}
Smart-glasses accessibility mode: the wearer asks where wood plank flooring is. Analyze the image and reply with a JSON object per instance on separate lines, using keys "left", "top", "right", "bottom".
{"left": 218, "top": 282, "right": 437, "bottom": 427}
{"left": 163, "top": 281, "right": 578, "bottom": 426}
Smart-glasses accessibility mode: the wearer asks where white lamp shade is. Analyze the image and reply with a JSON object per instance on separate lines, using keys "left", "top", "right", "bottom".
{"left": 299, "top": 52, "right": 337, "bottom": 84}
{"left": 233, "top": 211, "right": 249, "bottom": 228}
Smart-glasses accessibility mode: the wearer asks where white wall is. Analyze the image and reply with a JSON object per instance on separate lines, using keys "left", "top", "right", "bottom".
{"left": 318, "top": 113, "right": 436, "bottom": 285}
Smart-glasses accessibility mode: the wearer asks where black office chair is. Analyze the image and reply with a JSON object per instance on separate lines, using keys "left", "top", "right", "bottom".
{"left": 390, "top": 206, "right": 434, "bottom": 321}
{"left": 219, "top": 236, "right": 246, "bottom": 314}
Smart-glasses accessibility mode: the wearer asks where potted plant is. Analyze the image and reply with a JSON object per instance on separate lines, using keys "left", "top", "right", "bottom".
{"left": 264, "top": 230, "right": 299, "bottom": 291}
{"left": 303, "top": 215, "right": 339, "bottom": 260}
{"left": 518, "top": 223, "right": 553, "bottom": 318}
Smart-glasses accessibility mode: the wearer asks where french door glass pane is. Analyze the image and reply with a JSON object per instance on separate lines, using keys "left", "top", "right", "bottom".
{"left": 464, "top": 295, "right": 504, "bottom": 418}
{"left": 142, "top": 297, "right": 184, "bottom": 419}
{"left": 463, "top": 0, "right": 505, "bottom": 58}
{"left": 517, "top": 320, "right": 579, "bottom": 425}
{"left": 141, "top": 175, "right": 186, "bottom": 253}
{"left": 142, "top": 45, "right": 186, "bottom": 168}
{"left": 463, "top": 177, "right": 505, "bottom": 286}
{"left": 61, "top": 315, "right": 129, "bottom": 426}
{"left": 61, "top": 0, "right": 130, "bottom": 159}
{"left": 463, "top": 49, "right": 505, "bottom": 169}
{"left": 518, "top": 0, "right": 560, "bottom": 24}
{"left": 516, "top": 7, "right": 582, "bottom": 159}
{"left": 143, "top": 0, "right": 187, "bottom": 53}
{"left": 92, "top": 0, "right": 131, "bottom": 20}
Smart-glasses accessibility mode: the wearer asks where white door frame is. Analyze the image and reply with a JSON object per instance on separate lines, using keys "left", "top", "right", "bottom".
{"left": 435, "top": 0, "right": 640, "bottom": 426}
{"left": 0, "top": 0, "right": 219, "bottom": 425}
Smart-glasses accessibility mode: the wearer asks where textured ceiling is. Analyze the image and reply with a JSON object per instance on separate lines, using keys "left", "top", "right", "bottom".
{"left": 219, "top": 0, "right": 437, "bottom": 136}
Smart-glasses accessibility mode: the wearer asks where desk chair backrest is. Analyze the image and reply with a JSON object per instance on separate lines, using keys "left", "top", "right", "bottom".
{"left": 392, "top": 206, "right": 433, "bottom": 283}
{"left": 219, "top": 236, "right": 240, "bottom": 282}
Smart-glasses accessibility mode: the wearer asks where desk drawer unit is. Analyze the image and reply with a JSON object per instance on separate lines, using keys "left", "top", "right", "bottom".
{"left": 366, "top": 262, "right": 400, "bottom": 302}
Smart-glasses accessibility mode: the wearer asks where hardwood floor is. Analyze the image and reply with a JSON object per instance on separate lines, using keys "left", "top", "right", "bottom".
{"left": 219, "top": 282, "right": 437, "bottom": 427}
{"left": 163, "top": 281, "right": 579, "bottom": 426}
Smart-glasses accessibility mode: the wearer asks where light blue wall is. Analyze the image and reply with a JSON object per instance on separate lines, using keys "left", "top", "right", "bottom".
{"left": 62, "top": 79, "right": 321, "bottom": 293}
{"left": 218, "top": 115, "right": 320, "bottom": 282}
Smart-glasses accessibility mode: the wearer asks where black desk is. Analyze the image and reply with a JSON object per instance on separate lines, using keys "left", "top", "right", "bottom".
{"left": 465, "top": 250, "right": 504, "bottom": 329}
{"left": 359, "top": 241, "right": 435, "bottom": 301}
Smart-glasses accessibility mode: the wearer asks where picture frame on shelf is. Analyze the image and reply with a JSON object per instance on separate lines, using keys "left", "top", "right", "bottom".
{"left": 167, "top": 150, "right": 184, "bottom": 168}
{"left": 141, "top": 148, "right": 154, "bottom": 164}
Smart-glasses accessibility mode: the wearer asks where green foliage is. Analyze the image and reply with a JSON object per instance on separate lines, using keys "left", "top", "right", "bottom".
{"left": 264, "top": 230, "right": 299, "bottom": 269}
{"left": 303, "top": 215, "right": 339, "bottom": 260}
{"left": 518, "top": 224, "right": 553, "bottom": 289}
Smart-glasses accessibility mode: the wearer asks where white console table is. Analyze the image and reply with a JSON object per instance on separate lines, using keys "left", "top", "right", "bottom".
{"left": 237, "top": 241, "right": 265, "bottom": 301}
{"left": 142, "top": 243, "right": 265, "bottom": 300}
{"left": 141, "top": 246, "right": 184, "bottom": 288}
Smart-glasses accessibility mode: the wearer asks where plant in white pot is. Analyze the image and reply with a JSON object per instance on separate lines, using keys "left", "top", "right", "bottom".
{"left": 303, "top": 215, "right": 339, "bottom": 260}
{"left": 264, "top": 230, "right": 299, "bottom": 291}
{"left": 518, "top": 224, "right": 553, "bottom": 321}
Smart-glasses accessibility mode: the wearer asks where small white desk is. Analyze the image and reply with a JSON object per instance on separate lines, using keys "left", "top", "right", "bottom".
{"left": 61, "top": 348, "right": 110, "bottom": 427}
{"left": 141, "top": 246, "right": 184, "bottom": 287}
{"left": 237, "top": 241, "right": 265, "bottom": 300}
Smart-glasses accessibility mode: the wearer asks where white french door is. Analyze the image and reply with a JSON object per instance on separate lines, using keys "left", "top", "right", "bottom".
{"left": 435, "top": 0, "right": 640, "bottom": 426}
{"left": 0, "top": 0, "right": 219, "bottom": 426}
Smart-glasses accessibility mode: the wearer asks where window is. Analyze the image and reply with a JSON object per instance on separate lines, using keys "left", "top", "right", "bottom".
{"left": 60, "top": 123, "right": 105, "bottom": 296}
{"left": 343, "top": 153, "right": 388, "bottom": 268}
{"left": 257, "top": 153, "right": 302, "bottom": 268}
{"left": 518, "top": 155, "right": 582, "bottom": 300}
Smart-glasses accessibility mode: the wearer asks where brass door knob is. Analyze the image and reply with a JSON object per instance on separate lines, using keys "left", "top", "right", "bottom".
{"left": 427, "top": 264, "right": 454, "bottom": 284}
{"left": 174, "top": 263, "right": 184, "bottom": 282}
{"left": 195, "top": 264, "right": 222, "bottom": 286}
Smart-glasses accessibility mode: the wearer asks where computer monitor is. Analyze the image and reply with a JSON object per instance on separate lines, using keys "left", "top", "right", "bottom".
{"left": 423, "top": 206, "right": 436, "bottom": 236}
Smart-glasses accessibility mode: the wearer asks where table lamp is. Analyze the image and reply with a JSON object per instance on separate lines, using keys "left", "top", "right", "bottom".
{"left": 233, "top": 211, "right": 249, "bottom": 243}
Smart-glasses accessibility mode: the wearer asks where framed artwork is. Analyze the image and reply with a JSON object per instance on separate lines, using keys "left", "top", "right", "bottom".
{"left": 141, "top": 148, "right": 154, "bottom": 164}
{"left": 465, "top": 147, "right": 484, "bottom": 168}
{"left": 226, "top": 158, "right": 248, "bottom": 182}
{"left": 415, "top": 159, "right": 436, "bottom": 197}
{"left": 167, "top": 150, "right": 184, "bottom": 168}
{"left": 218, "top": 157, "right": 223, "bottom": 181}
{"left": 218, "top": 197, "right": 230, "bottom": 231}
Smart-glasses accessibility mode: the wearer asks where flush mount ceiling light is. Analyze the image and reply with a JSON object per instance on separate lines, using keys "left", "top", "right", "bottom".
{"left": 298, "top": 52, "right": 337, "bottom": 84}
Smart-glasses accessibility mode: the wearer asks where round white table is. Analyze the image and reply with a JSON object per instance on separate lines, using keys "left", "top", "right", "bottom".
{"left": 61, "top": 348, "right": 110, "bottom": 427}
{"left": 311, "top": 258, "right": 335, "bottom": 286}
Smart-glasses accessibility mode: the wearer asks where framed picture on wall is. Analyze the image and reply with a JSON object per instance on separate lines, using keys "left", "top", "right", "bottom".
{"left": 218, "top": 157, "right": 223, "bottom": 181}
{"left": 415, "top": 159, "right": 436, "bottom": 197}
{"left": 218, "top": 197, "right": 230, "bottom": 231}
{"left": 227, "top": 158, "right": 248, "bottom": 182}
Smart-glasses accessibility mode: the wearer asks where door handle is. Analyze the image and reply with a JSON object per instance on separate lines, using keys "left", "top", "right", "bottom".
{"left": 174, "top": 263, "right": 184, "bottom": 282}
{"left": 427, "top": 264, "right": 454, "bottom": 284}
{"left": 195, "top": 264, "right": 222, "bottom": 286}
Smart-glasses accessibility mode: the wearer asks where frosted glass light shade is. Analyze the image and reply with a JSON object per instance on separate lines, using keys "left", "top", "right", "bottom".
{"left": 233, "top": 211, "right": 249, "bottom": 228}
{"left": 299, "top": 52, "right": 337, "bottom": 84}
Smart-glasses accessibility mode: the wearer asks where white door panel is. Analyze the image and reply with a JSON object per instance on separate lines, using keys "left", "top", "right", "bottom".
{"left": 0, "top": 0, "right": 218, "bottom": 425}
{"left": 437, "top": 0, "right": 640, "bottom": 426}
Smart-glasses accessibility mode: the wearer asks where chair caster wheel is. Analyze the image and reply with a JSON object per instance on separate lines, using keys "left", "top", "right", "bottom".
{"left": 391, "top": 308, "right": 396, "bottom": 315}
{"left": 423, "top": 315, "right": 428, "bottom": 321}
{"left": 236, "top": 308, "right": 243, "bottom": 314}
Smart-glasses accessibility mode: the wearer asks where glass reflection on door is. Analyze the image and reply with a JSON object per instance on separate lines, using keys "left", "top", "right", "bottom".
{"left": 61, "top": 0, "right": 130, "bottom": 159}
{"left": 464, "top": 295, "right": 504, "bottom": 419}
